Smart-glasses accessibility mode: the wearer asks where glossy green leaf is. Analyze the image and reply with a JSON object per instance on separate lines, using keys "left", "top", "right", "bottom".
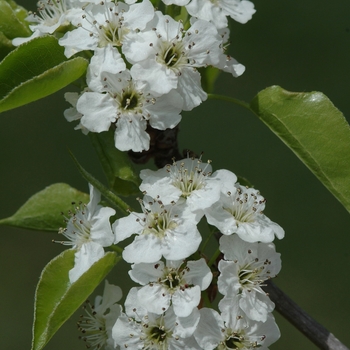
{"left": 250, "top": 85, "right": 350, "bottom": 213}
{"left": 0, "top": 0, "right": 31, "bottom": 39}
{"left": 0, "top": 183, "right": 89, "bottom": 231}
{"left": 69, "top": 150, "right": 131, "bottom": 214}
{"left": 89, "top": 129, "right": 140, "bottom": 196}
{"left": 0, "top": 36, "right": 88, "bottom": 113}
{"left": 31, "top": 250, "right": 120, "bottom": 350}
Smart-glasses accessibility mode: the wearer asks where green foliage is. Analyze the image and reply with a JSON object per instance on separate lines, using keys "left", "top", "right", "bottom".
{"left": 31, "top": 250, "right": 120, "bottom": 350}
{"left": 0, "top": 36, "right": 88, "bottom": 112}
{"left": 251, "top": 86, "right": 350, "bottom": 213}
{"left": 69, "top": 151, "right": 131, "bottom": 214}
{"left": 0, "top": 0, "right": 31, "bottom": 59}
{"left": 89, "top": 129, "right": 140, "bottom": 196}
{"left": 0, "top": 183, "right": 89, "bottom": 231}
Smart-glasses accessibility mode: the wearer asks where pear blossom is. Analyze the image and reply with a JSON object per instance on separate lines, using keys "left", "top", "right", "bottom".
{"left": 218, "top": 234, "right": 281, "bottom": 322}
{"left": 139, "top": 157, "right": 237, "bottom": 216}
{"left": 13, "top": 0, "right": 81, "bottom": 46}
{"left": 194, "top": 305, "right": 280, "bottom": 350}
{"left": 113, "top": 195, "right": 202, "bottom": 263}
{"left": 76, "top": 69, "right": 183, "bottom": 152}
{"left": 78, "top": 280, "right": 122, "bottom": 350}
{"left": 112, "top": 287, "right": 200, "bottom": 349}
{"left": 186, "top": 0, "right": 256, "bottom": 29}
{"left": 56, "top": 184, "right": 115, "bottom": 283}
{"left": 204, "top": 183, "right": 285, "bottom": 243}
{"left": 125, "top": 12, "right": 225, "bottom": 110}
{"left": 58, "top": 0, "right": 154, "bottom": 58}
{"left": 129, "top": 259, "right": 212, "bottom": 317}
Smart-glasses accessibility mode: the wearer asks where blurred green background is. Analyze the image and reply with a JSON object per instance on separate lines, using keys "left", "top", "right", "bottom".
{"left": 1, "top": 0, "right": 350, "bottom": 349}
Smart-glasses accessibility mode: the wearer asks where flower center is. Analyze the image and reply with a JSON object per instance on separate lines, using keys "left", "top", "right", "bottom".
{"left": 121, "top": 91, "right": 139, "bottom": 110}
{"left": 158, "top": 41, "right": 188, "bottom": 70}
{"left": 77, "top": 301, "right": 108, "bottom": 350}
{"left": 143, "top": 210, "right": 178, "bottom": 238}
{"left": 99, "top": 20, "right": 129, "bottom": 47}
{"left": 218, "top": 328, "right": 254, "bottom": 350}
{"left": 238, "top": 263, "right": 265, "bottom": 291}
{"left": 167, "top": 158, "right": 212, "bottom": 198}
{"left": 56, "top": 203, "right": 92, "bottom": 248}
{"left": 224, "top": 186, "right": 265, "bottom": 224}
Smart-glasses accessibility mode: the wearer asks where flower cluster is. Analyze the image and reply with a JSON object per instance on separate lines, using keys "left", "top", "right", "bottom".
{"left": 57, "top": 156, "right": 284, "bottom": 349}
{"left": 13, "top": 0, "right": 253, "bottom": 152}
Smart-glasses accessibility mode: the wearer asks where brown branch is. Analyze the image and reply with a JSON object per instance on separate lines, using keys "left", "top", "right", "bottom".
{"left": 262, "top": 280, "right": 349, "bottom": 350}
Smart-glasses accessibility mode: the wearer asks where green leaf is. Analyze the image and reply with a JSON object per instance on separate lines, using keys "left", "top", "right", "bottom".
{"left": 250, "top": 85, "right": 350, "bottom": 213}
{"left": 31, "top": 250, "right": 120, "bottom": 350}
{"left": 69, "top": 150, "right": 131, "bottom": 214}
{"left": 0, "top": 183, "right": 89, "bottom": 231}
{"left": 0, "top": 36, "right": 88, "bottom": 113}
{"left": 0, "top": 0, "right": 31, "bottom": 39}
{"left": 89, "top": 129, "right": 140, "bottom": 196}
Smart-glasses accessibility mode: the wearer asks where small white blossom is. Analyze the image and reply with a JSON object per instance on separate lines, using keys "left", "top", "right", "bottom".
{"left": 78, "top": 280, "right": 122, "bottom": 350}
{"left": 56, "top": 184, "right": 115, "bottom": 283}
{"left": 112, "top": 288, "right": 200, "bottom": 349}
{"left": 205, "top": 183, "right": 285, "bottom": 243}
{"left": 194, "top": 305, "right": 280, "bottom": 350}
{"left": 113, "top": 196, "right": 202, "bottom": 263}
{"left": 140, "top": 157, "right": 237, "bottom": 216}
{"left": 59, "top": 0, "right": 154, "bottom": 58}
{"left": 129, "top": 259, "right": 212, "bottom": 317}
{"left": 218, "top": 234, "right": 281, "bottom": 322}
{"left": 76, "top": 69, "right": 183, "bottom": 152}
{"left": 13, "top": 0, "right": 81, "bottom": 46}
{"left": 125, "top": 12, "right": 224, "bottom": 110}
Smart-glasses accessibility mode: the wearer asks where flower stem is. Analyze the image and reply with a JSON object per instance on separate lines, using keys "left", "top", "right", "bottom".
{"left": 109, "top": 244, "right": 123, "bottom": 254}
{"left": 207, "top": 248, "right": 221, "bottom": 268}
{"left": 208, "top": 93, "right": 252, "bottom": 111}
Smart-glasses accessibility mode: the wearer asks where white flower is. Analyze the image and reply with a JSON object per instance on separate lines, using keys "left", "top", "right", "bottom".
{"left": 186, "top": 0, "right": 256, "bottom": 29}
{"left": 194, "top": 305, "right": 280, "bottom": 350}
{"left": 205, "top": 183, "right": 285, "bottom": 243}
{"left": 13, "top": 0, "right": 81, "bottom": 46}
{"left": 56, "top": 184, "right": 115, "bottom": 283}
{"left": 112, "top": 288, "right": 200, "bottom": 349}
{"left": 78, "top": 280, "right": 123, "bottom": 350}
{"left": 58, "top": 0, "right": 154, "bottom": 58}
{"left": 76, "top": 69, "right": 183, "bottom": 152}
{"left": 129, "top": 259, "right": 212, "bottom": 317}
{"left": 218, "top": 234, "right": 281, "bottom": 322}
{"left": 140, "top": 157, "right": 236, "bottom": 216}
{"left": 113, "top": 196, "right": 202, "bottom": 263}
{"left": 125, "top": 12, "right": 223, "bottom": 110}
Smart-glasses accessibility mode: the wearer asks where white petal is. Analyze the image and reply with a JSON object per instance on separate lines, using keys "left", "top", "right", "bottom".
{"left": 123, "top": 234, "right": 163, "bottom": 263}
{"left": 194, "top": 308, "right": 223, "bottom": 349}
{"left": 69, "top": 242, "right": 104, "bottom": 283}
{"left": 87, "top": 46, "right": 126, "bottom": 91}
{"left": 172, "top": 286, "right": 200, "bottom": 317}
{"left": 113, "top": 213, "right": 144, "bottom": 243}
{"left": 131, "top": 60, "right": 178, "bottom": 95}
{"left": 78, "top": 93, "right": 116, "bottom": 132}
{"left": 177, "top": 68, "right": 207, "bottom": 111}
{"left": 114, "top": 117, "right": 150, "bottom": 152}
{"left": 138, "top": 284, "right": 171, "bottom": 314}
{"left": 129, "top": 261, "right": 165, "bottom": 284}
